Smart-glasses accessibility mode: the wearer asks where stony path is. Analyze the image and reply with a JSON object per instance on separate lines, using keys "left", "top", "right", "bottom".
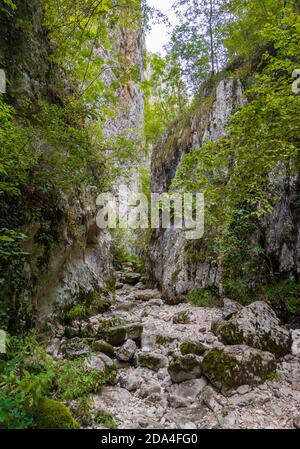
{"left": 85, "top": 268, "right": 300, "bottom": 429}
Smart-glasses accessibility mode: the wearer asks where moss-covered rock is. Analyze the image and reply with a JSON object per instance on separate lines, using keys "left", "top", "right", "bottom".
{"left": 202, "top": 345, "right": 276, "bottom": 393}
{"left": 105, "top": 326, "right": 127, "bottom": 346}
{"left": 124, "top": 323, "right": 143, "bottom": 342}
{"left": 179, "top": 341, "right": 207, "bottom": 356}
{"left": 212, "top": 301, "right": 291, "bottom": 358}
{"left": 137, "top": 352, "right": 168, "bottom": 371}
{"left": 92, "top": 340, "right": 115, "bottom": 357}
{"left": 61, "top": 337, "right": 90, "bottom": 357}
{"left": 30, "top": 399, "right": 80, "bottom": 429}
{"left": 64, "top": 326, "right": 79, "bottom": 339}
{"left": 168, "top": 354, "right": 202, "bottom": 383}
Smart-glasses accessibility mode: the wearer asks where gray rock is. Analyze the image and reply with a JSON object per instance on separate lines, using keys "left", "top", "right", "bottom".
{"left": 213, "top": 301, "right": 291, "bottom": 357}
{"left": 217, "top": 411, "right": 236, "bottom": 428}
{"left": 121, "top": 272, "right": 141, "bottom": 285}
{"left": 119, "top": 373, "right": 141, "bottom": 391}
{"left": 84, "top": 354, "right": 106, "bottom": 372}
{"left": 45, "top": 338, "right": 61, "bottom": 358}
{"left": 116, "top": 339, "right": 136, "bottom": 362}
{"left": 293, "top": 415, "right": 300, "bottom": 429}
{"left": 92, "top": 340, "right": 114, "bottom": 356}
{"left": 291, "top": 329, "right": 300, "bottom": 356}
{"left": 168, "top": 354, "right": 202, "bottom": 383}
{"left": 176, "top": 377, "right": 208, "bottom": 401}
{"left": 228, "top": 392, "right": 271, "bottom": 407}
{"left": 137, "top": 384, "right": 162, "bottom": 399}
{"left": 168, "top": 394, "right": 191, "bottom": 408}
{"left": 222, "top": 298, "right": 243, "bottom": 320}
{"left": 61, "top": 337, "right": 90, "bottom": 357}
{"left": 137, "top": 352, "right": 168, "bottom": 371}
{"left": 201, "top": 385, "right": 222, "bottom": 413}
{"left": 98, "top": 352, "right": 115, "bottom": 368}
{"left": 202, "top": 345, "right": 276, "bottom": 393}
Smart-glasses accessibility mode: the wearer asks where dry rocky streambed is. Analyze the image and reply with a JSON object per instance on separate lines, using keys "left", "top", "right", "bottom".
{"left": 47, "top": 265, "right": 300, "bottom": 429}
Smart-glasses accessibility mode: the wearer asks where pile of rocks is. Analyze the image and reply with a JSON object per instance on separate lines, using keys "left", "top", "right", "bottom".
{"left": 46, "top": 267, "right": 300, "bottom": 429}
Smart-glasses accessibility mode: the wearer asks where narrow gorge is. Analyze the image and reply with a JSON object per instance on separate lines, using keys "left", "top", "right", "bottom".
{"left": 0, "top": 0, "right": 300, "bottom": 431}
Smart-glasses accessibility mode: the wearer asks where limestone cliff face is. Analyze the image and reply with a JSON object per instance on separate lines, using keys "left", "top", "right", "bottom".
{"left": 0, "top": 1, "right": 144, "bottom": 330}
{"left": 149, "top": 76, "right": 300, "bottom": 303}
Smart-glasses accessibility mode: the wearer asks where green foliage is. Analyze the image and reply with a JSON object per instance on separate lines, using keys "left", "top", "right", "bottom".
{"left": 0, "top": 335, "right": 116, "bottom": 428}
{"left": 112, "top": 239, "right": 144, "bottom": 271}
{"left": 143, "top": 53, "right": 188, "bottom": 146}
{"left": 93, "top": 410, "right": 118, "bottom": 429}
{"left": 173, "top": 5, "right": 300, "bottom": 303}
{"left": 96, "top": 318, "right": 123, "bottom": 340}
{"left": 66, "top": 304, "right": 89, "bottom": 322}
{"left": 65, "top": 288, "right": 110, "bottom": 324}
{"left": 0, "top": 229, "right": 28, "bottom": 330}
{"left": 187, "top": 287, "right": 221, "bottom": 308}
{"left": 262, "top": 280, "right": 300, "bottom": 321}
{"left": 29, "top": 398, "right": 80, "bottom": 429}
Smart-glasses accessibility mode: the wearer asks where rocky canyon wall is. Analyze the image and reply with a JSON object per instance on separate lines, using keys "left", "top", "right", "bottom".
{"left": 149, "top": 75, "right": 300, "bottom": 304}
{"left": 0, "top": 1, "right": 144, "bottom": 330}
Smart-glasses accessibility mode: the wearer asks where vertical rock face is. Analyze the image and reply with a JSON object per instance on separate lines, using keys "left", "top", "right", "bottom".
{"left": 149, "top": 76, "right": 300, "bottom": 303}
{"left": 0, "top": 1, "right": 144, "bottom": 329}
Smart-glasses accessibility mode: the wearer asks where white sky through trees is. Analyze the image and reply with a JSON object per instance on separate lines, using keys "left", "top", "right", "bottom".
{"left": 146, "top": 0, "right": 178, "bottom": 54}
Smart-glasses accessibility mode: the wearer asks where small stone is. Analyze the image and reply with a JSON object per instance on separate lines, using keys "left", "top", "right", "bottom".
{"left": 291, "top": 329, "right": 300, "bottom": 356}
{"left": 137, "top": 352, "right": 168, "bottom": 371}
{"left": 293, "top": 415, "right": 300, "bottom": 429}
{"left": 119, "top": 373, "right": 141, "bottom": 391}
{"left": 45, "top": 338, "right": 61, "bottom": 358}
{"left": 271, "top": 404, "right": 282, "bottom": 416}
{"left": 236, "top": 385, "right": 251, "bottom": 395}
{"left": 201, "top": 385, "right": 221, "bottom": 413}
{"left": 84, "top": 354, "right": 105, "bottom": 372}
{"left": 61, "top": 337, "right": 90, "bottom": 358}
{"left": 168, "top": 394, "right": 191, "bottom": 408}
{"left": 168, "top": 354, "right": 202, "bottom": 383}
{"left": 92, "top": 340, "right": 114, "bottom": 357}
{"left": 217, "top": 411, "right": 236, "bottom": 428}
{"left": 116, "top": 339, "right": 136, "bottom": 362}
{"left": 179, "top": 341, "right": 207, "bottom": 356}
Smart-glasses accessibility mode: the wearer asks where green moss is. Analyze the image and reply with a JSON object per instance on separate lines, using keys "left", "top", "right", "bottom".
{"left": 66, "top": 304, "right": 89, "bottom": 322}
{"left": 105, "top": 326, "right": 127, "bottom": 346}
{"left": 64, "top": 326, "right": 79, "bottom": 339}
{"left": 156, "top": 335, "right": 177, "bottom": 346}
{"left": 93, "top": 410, "right": 117, "bottom": 429}
{"left": 179, "top": 341, "right": 206, "bottom": 356}
{"left": 187, "top": 287, "right": 221, "bottom": 308}
{"left": 202, "top": 348, "right": 276, "bottom": 392}
{"left": 168, "top": 354, "right": 202, "bottom": 383}
{"left": 92, "top": 340, "right": 115, "bottom": 357}
{"left": 138, "top": 354, "right": 166, "bottom": 371}
{"left": 30, "top": 399, "right": 80, "bottom": 429}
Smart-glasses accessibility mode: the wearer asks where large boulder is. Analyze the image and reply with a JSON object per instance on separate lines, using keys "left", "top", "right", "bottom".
{"left": 202, "top": 345, "right": 276, "bottom": 393}
{"left": 168, "top": 354, "right": 202, "bottom": 383}
{"left": 212, "top": 301, "right": 291, "bottom": 358}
